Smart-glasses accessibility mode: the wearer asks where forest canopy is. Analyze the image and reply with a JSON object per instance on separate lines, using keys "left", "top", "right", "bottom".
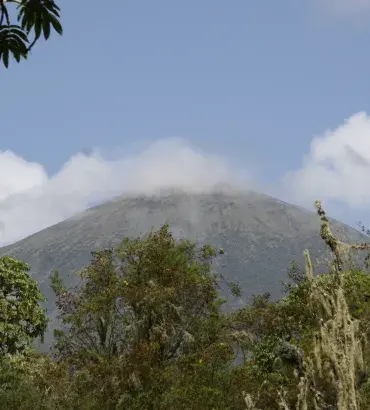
{"left": 0, "top": 203, "right": 369, "bottom": 409}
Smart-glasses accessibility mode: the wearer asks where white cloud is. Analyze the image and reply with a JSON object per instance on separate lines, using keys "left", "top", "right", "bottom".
{"left": 0, "top": 151, "right": 47, "bottom": 201}
{"left": 283, "top": 112, "right": 370, "bottom": 210}
{"left": 0, "top": 138, "right": 252, "bottom": 246}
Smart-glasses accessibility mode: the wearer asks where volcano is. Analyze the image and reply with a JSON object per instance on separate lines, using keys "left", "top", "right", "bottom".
{"left": 0, "top": 189, "right": 366, "bottom": 349}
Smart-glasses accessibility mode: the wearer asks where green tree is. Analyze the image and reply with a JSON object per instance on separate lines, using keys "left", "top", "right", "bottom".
{"left": 0, "top": 0, "right": 62, "bottom": 68}
{"left": 51, "top": 225, "right": 224, "bottom": 364}
{"left": 0, "top": 256, "right": 48, "bottom": 356}
{"left": 49, "top": 224, "right": 242, "bottom": 409}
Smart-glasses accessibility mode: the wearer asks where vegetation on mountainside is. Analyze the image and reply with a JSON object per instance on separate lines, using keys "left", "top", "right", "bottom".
{"left": 1, "top": 203, "right": 370, "bottom": 409}
{"left": 0, "top": 0, "right": 62, "bottom": 68}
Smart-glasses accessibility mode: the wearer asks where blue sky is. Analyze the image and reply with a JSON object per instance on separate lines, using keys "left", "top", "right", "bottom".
{"left": 1, "top": 0, "right": 370, "bottom": 244}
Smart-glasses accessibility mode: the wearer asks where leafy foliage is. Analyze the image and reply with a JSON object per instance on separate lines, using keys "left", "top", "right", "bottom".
{"left": 51, "top": 226, "right": 226, "bottom": 365}
{"left": 46, "top": 224, "right": 244, "bottom": 408}
{"left": 0, "top": 256, "right": 48, "bottom": 356}
{"left": 0, "top": 0, "right": 62, "bottom": 68}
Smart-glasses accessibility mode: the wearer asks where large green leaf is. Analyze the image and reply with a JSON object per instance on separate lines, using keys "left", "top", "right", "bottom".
{"left": 18, "top": 0, "right": 62, "bottom": 40}
{"left": 0, "top": 24, "right": 28, "bottom": 67}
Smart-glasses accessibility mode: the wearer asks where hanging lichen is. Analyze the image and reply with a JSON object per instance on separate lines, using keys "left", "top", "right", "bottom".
{"left": 296, "top": 201, "right": 368, "bottom": 410}
{"left": 243, "top": 391, "right": 260, "bottom": 410}
{"left": 242, "top": 200, "right": 370, "bottom": 409}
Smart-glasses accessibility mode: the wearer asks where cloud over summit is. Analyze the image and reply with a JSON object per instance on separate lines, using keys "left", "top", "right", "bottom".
{"left": 0, "top": 138, "right": 251, "bottom": 246}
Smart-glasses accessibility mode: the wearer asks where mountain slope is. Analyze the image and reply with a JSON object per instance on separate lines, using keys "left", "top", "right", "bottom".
{"left": 0, "top": 190, "right": 367, "bottom": 349}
